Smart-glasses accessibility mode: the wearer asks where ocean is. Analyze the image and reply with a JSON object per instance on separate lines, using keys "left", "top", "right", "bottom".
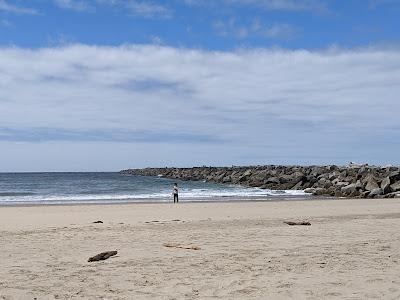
{"left": 0, "top": 172, "right": 309, "bottom": 205}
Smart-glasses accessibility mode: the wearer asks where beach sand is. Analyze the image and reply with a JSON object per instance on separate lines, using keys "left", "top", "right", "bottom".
{"left": 1, "top": 198, "right": 400, "bottom": 299}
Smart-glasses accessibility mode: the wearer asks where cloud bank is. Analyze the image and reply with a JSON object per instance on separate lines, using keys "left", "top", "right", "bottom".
{"left": 0, "top": 44, "right": 399, "bottom": 170}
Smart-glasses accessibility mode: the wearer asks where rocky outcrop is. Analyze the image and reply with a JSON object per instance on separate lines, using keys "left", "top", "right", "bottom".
{"left": 120, "top": 164, "right": 400, "bottom": 198}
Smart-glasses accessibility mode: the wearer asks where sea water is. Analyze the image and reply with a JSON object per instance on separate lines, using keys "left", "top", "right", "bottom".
{"left": 0, "top": 172, "right": 309, "bottom": 205}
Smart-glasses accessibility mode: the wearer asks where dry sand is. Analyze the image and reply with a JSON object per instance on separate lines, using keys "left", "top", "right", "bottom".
{"left": 1, "top": 198, "right": 400, "bottom": 299}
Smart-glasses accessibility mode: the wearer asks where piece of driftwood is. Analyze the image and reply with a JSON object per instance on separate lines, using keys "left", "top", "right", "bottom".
{"left": 163, "top": 243, "right": 201, "bottom": 250}
{"left": 88, "top": 251, "right": 117, "bottom": 262}
{"left": 93, "top": 220, "right": 103, "bottom": 224}
{"left": 284, "top": 221, "right": 311, "bottom": 226}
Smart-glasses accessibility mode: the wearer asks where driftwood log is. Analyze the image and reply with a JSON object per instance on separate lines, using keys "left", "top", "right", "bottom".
{"left": 88, "top": 251, "right": 117, "bottom": 262}
{"left": 284, "top": 221, "right": 311, "bottom": 226}
{"left": 163, "top": 243, "right": 201, "bottom": 250}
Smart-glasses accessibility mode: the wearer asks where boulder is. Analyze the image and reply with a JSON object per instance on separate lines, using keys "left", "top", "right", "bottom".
{"left": 335, "top": 181, "right": 349, "bottom": 188}
{"left": 349, "top": 190, "right": 361, "bottom": 197}
{"left": 355, "top": 180, "right": 364, "bottom": 190}
{"left": 304, "top": 188, "right": 315, "bottom": 194}
{"left": 390, "top": 181, "right": 400, "bottom": 192}
{"left": 313, "top": 188, "right": 329, "bottom": 196}
{"left": 380, "top": 177, "right": 391, "bottom": 194}
{"left": 253, "top": 170, "right": 270, "bottom": 180}
{"left": 360, "top": 190, "right": 371, "bottom": 198}
{"left": 388, "top": 171, "right": 400, "bottom": 181}
{"left": 306, "top": 175, "right": 318, "bottom": 186}
{"left": 279, "top": 174, "right": 297, "bottom": 184}
{"left": 365, "top": 176, "right": 379, "bottom": 191}
{"left": 317, "top": 178, "right": 333, "bottom": 189}
{"left": 291, "top": 180, "right": 303, "bottom": 190}
{"left": 265, "top": 177, "right": 280, "bottom": 184}
{"left": 243, "top": 169, "right": 253, "bottom": 177}
{"left": 238, "top": 175, "right": 249, "bottom": 182}
{"left": 222, "top": 176, "right": 231, "bottom": 183}
{"left": 341, "top": 183, "right": 357, "bottom": 195}
{"left": 383, "top": 192, "right": 398, "bottom": 198}
{"left": 369, "top": 188, "right": 383, "bottom": 198}
{"left": 334, "top": 190, "right": 343, "bottom": 197}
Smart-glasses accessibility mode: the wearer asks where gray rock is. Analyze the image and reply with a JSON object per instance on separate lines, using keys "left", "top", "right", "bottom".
{"left": 336, "top": 181, "right": 350, "bottom": 188}
{"left": 291, "top": 180, "right": 303, "bottom": 190}
{"left": 370, "top": 188, "right": 383, "bottom": 197}
{"left": 360, "top": 191, "right": 371, "bottom": 198}
{"left": 349, "top": 190, "right": 361, "bottom": 197}
{"left": 313, "top": 188, "right": 328, "bottom": 196}
{"left": 328, "top": 173, "right": 338, "bottom": 181}
{"left": 279, "top": 174, "right": 296, "bottom": 184}
{"left": 222, "top": 176, "right": 231, "bottom": 183}
{"left": 243, "top": 169, "right": 253, "bottom": 177}
{"left": 390, "top": 181, "right": 400, "bottom": 192}
{"left": 317, "top": 178, "right": 332, "bottom": 189}
{"left": 383, "top": 192, "right": 398, "bottom": 198}
{"left": 388, "top": 171, "right": 400, "bottom": 181}
{"left": 238, "top": 175, "right": 249, "bottom": 182}
{"left": 265, "top": 177, "right": 280, "bottom": 184}
{"left": 355, "top": 180, "right": 364, "bottom": 190}
{"left": 334, "top": 190, "right": 343, "bottom": 197}
{"left": 304, "top": 188, "right": 315, "bottom": 194}
{"left": 380, "top": 177, "right": 391, "bottom": 194}
{"left": 341, "top": 183, "right": 357, "bottom": 195}
{"left": 365, "top": 176, "right": 379, "bottom": 191}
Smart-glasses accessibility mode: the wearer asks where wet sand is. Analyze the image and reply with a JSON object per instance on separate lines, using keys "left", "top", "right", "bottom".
{"left": 1, "top": 198, "right": 400, "bottom": 299}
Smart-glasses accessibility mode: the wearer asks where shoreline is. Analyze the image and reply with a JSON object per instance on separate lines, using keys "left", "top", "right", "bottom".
{"left": 0, "top": 194, "right": 322, "bottom": 208}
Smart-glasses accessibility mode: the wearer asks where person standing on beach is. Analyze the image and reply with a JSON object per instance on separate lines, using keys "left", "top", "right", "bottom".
{"left": 173, "top": 183, "right": 179, "bottom": 203}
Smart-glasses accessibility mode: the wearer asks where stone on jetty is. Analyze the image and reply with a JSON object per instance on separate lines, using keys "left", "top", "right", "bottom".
{"left": 120, "top": 164, "right": 400, "bottom": 199}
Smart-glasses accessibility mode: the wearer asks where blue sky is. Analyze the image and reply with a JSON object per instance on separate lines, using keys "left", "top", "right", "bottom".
{"left": 0, "top": 0, "right": 400, "bottom": 171}
{"left": 1, "top": 0, "right": 400, "bottom": 49}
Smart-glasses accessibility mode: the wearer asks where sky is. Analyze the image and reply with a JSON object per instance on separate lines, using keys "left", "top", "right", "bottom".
{"left": 0, "top": 0, "right": 400, "bottom": 171}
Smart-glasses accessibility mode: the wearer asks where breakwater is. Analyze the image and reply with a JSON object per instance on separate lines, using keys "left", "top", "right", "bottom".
{"left": 120, "top": 165, "right": 400, "bottom": 198}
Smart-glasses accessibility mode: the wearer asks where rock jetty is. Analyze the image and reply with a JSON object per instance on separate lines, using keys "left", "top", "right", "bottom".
{"left": 120, "top": 164, "right": 400, "bottom": 198}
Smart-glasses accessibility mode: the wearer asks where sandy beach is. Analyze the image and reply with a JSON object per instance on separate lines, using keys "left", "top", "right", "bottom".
{"left": 1, "top": 198, "right": 400, "bottom": 299}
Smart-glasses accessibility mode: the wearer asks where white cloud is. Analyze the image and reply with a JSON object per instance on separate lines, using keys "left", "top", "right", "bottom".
{"left": 214, "top": 18, "right": 298, "bottom": 39}
{"left": 226, "top": 0, "right": 326, "bottom": 11}
{"left": 0, "top": 0, "right": 38, "bottom": 14}
{"left": 262, "top": 23, "right": 298, "bottom": 38}
{"left": 184, "top": 0, "right": 327, "bottom": 12}
{"left": 125, "top": 1, "right": 172, "bottom": 18}
{"left": 369, "top": 0, "right": 400, "bottom": 8}
{"left": 54, "top": 0, "right": 172, "bottom": 18}
{"left": 149, "top": 35, "right": 163, "bottom": 44}
{"left": 0, "top": 44, "right": 399, "bottom": 169}
{"left": 0, "top": 19, "right": 12, "bottom": 27}
{"left": 54, "top": 0, "right": 93, "bottom": 12}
